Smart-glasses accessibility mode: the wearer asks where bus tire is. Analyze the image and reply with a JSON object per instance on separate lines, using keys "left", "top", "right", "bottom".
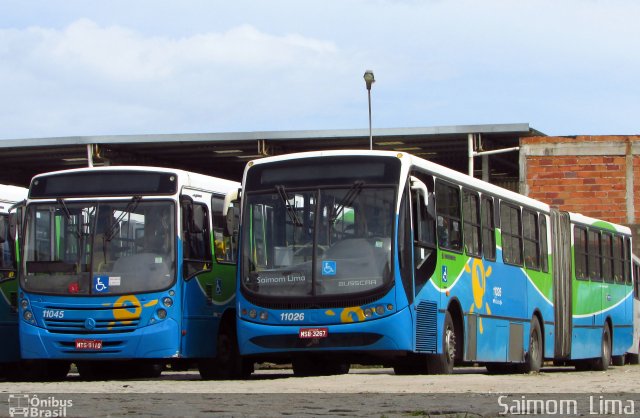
{"left": 427, "top": 310, "right": 455, "bottom": 374}
{"left": 521, "top": 316, "right": 543, "bottom": 373}
{"left": 591, "top": 324, "right": 611, "bottom": 371}
{"left": 198, "top": 323, "right": 249, "bottom": 380}
{"left": 136, "top": 362, "right": 164, "bottom": 378}
{"left": 627, "top": 352, "right": 640, "bottom": 365}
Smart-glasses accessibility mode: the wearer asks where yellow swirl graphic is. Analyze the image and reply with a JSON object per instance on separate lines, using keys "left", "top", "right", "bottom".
{"left": 112, "top": 294, "right": 141, "bottom": 325}
{"left": 465, "top": 259, "right": 492, "bottom": 334}
{"left": 340, "top": 307, "right": 366, "bottom": 323}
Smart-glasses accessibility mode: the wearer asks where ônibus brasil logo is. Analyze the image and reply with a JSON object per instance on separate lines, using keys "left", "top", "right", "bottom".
{"left": 7, "top": 394, "right": 73, "bottom": 418}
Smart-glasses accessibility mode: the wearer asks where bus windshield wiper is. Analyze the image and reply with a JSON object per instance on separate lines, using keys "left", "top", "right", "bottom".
{"left": 330, "top": 180, "right": 364, "bottom": 224}
{"left": 57, "top": 198, "right": 81, "bottom": 239}
{"left": 275, "top": 186, "right": 303, "bottom": 227}
{"left": 104, "top": 196, "right": 141, "bottom": 242}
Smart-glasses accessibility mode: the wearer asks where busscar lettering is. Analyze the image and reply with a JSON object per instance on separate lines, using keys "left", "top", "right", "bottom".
{"left": 338, "top": 279, "right": 377, "bottom": 287}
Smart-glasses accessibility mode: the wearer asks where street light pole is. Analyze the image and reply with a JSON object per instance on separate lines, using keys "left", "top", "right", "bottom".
{"left": 363, "top": 70, "right": 375, "bottom": 150}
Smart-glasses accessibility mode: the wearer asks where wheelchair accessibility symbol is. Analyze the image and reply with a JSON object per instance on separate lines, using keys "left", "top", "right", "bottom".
{"left": 93, "top": 275, "right": 109, "bottom": 293}
{"left": 322, "top": 260, "right": 336, "bottom": 276}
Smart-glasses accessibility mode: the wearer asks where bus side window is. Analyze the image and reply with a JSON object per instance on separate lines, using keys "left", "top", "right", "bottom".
{"left": 500, "top": 202, "right": 523, "bottom": 266}
{"left": 601, "top": 232, "right": 614, "bottom": 282}
{"left": 539, "top": 215, "right": 548, "bottom": 273}
{"left": 462, "top": 189, "right": 481, "bottom": 258}
{"left": 624, "top": 237, "right": 631, "bottom": 285}
{"left": 574, "top": 226, "right": 588, "bottom": 280}
{"left": 435, "top": 180, "right": 462, "bottom": 252}
{"left": 523, "top": 209, "right": 540, "bottom": 270}
{"left": 588, "top": 229, "right": 602, "bottom": 281}
{"left": 613, "top": 235, "right": 624, "bottom": 282}
{"left": 212, "top": 195, "right": 237, "bottom": 264}
{"left": 481, "top": 196, "right": 496, "bottom": 261}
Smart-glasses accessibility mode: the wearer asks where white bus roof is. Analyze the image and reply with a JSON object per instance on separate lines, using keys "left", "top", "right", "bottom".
{"left": 30, "top": 165, "right": 239, "bottom": 196}
{"left": 569, "top": 212, "right": 631, "bottom": 235}
{"left": 246, "top": 149, "right": 550, "bottom": 212}
{"left": 246, "top": 149, "right": 631, "bottom": 235}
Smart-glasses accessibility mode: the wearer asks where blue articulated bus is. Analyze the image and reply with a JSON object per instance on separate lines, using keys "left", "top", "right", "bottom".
{"left": 236, "top": 150, "right": 633, "bottom": 375}
{"left": 18, "top": 166, "right": 249, "bottom": 379}
{"left": 0, "top": 185, "right": 28, "bottom": 378}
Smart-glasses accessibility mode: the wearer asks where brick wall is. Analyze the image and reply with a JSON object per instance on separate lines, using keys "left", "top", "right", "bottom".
{"left": 521, "top": 135, "right": 639, "bottom": 251}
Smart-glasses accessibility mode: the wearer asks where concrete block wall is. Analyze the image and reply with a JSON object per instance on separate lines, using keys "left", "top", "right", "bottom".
{"left": 520, "top": 135, "right": 640, "bottom": 254}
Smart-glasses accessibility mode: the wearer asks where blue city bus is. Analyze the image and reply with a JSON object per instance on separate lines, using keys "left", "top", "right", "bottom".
{"left": 18, "top": 166, "right": 248, "bottom": 379}
{"left": 236, "top": 150, "right": 633, "bottom": 375}
{"left": 0, "top": 185, "right": 28, "bottom": 378}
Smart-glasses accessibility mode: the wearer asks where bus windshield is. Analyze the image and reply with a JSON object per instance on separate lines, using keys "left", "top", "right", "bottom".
{"left": 21, "top": 200, "right": 175, "bottom": 295}
{"left": 242, "top": 184, "right": 396, "bottom": 300}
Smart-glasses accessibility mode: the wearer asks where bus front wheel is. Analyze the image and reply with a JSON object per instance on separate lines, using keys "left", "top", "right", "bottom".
{"left": 198, "top": 323, "right": 252, "bottom": 380}
{"left": 427, "top": 310, "right": 456, "bottom": 374}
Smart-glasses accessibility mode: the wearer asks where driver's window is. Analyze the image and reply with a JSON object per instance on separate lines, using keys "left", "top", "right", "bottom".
{"left": 182, "top": 201, "right": 212, "bottom": 277}
{"left": 410, "top": 172, "right": 436, "bottom": 295}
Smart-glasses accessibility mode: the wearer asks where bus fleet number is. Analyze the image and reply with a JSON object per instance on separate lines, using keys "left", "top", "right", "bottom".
{"left": 280, "top": 312, "right": 305, "bottom": 321}
{"left": 43, "top": 309, "right": 65, "bottom": 319}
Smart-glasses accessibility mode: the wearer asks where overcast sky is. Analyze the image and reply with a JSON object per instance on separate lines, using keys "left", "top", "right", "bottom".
{"left": 1, "top": 0, "right": 638, "bottom": 140}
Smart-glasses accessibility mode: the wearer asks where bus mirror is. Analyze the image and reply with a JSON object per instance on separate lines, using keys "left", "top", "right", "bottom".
{"left": 190, "top": 205, "right": 205, "bottom": 234}
{"left": 225, "top": 205, "right": 239, "bottom": 237}
{"left": 0, "top": 217, "right": 6, "bottom": 244}
{"left": 410, "top": 176, "right": 430, "bottom": 207}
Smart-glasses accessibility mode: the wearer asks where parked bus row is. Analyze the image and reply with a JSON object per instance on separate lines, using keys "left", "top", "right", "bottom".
{"left": 0, "top": 150, "right": 639, "bottom": 380}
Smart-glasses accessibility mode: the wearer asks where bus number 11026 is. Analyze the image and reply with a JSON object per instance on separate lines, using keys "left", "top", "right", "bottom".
{"left": 280, "top": 312, "right": 304, "bottom": 321}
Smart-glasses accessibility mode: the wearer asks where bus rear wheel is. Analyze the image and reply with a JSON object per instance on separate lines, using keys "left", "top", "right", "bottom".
{"left": 520, "top": 316, "right": 543, "bottom": 373}
{"left": 591, "top": 324, "right": 611, "bottom": 371}
{"left": 427, "top": 311, "right": 456, "bottom": 374}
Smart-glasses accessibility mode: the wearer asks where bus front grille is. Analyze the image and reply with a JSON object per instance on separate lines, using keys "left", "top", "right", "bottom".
{"left": 43, "top": 318, "right": 139, "bottom": 334}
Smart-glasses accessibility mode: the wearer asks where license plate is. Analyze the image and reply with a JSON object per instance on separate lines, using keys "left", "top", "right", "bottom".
{"left": 75, "top": 339, "right": 103, "bottom": 350}
{"left": 299, "top": 327, "right": 328, "bottom": 339}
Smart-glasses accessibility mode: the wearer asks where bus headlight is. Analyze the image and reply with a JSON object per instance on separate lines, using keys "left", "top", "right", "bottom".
{"left": 23, "top": 310, "right": 34, "bottom": 323}
{"left": 156, "top": 309, "right": 167, "bottom": 320}
{"left": 249, "top": 309, "right": 257, "bottom": 319}
{"left": 162, "top": 297, "right": 173, "bottom": 308}
{"left": 375, "top": 305, "right": 385, "bottom": 315}
{"left": 364, "top": 308, "right": 373, "bottom": 318}
{"left": 259, "top": 311, "right": 268, "bottom": 321}
{"left": 20, "top": 299, "right": 29, "bottom": 310}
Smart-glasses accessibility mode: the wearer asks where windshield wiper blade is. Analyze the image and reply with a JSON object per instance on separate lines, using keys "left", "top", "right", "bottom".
{"left": 275, "top": 186, "right": 303, "bottom": 227}
{"left": 104, "top": 196, "right": 141, "bottom": 242}
{"left": 57, "top": 198, "right": 81, "bottom": 239}
{"left": 330, "top": 180, "right": 364, "bottom": 224}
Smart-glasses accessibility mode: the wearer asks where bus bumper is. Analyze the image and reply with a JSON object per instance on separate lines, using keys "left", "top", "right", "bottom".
{"left": 20, "top": 318, "right": 180, "bottom": 360}
{"left": 238, "top": 306, "right": 413, "bottom": 356}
